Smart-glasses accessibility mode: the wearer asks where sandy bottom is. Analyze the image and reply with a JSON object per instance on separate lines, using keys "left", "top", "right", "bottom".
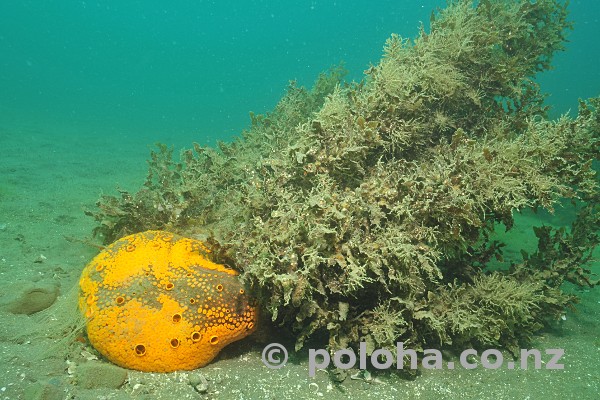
{"left": 0, "top": 125, "right": 598, "bottom": 400}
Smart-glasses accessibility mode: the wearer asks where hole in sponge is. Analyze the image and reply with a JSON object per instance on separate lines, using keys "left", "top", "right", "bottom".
{"left": 209, "top": 335, "right": 219, "bottom": 345}
{"left": 165, "top": 282, "right": 174, "bottom": 290}
{"left": 135, "top": 344, "right": 146, "bottom": 356}
{"left": 191, "top": 331, "right": 201, "bottom": 342}
{"left": 172, "top": 313, "right": 182, "bottom": 323}
{"left": 170, "top": 338, "right": 179, "bottom": 348}
{"left": 116, "top": 296, "right": 125, "bottom": 305}
{"left": 216, "top": 284, "right": 224, "bottom": 292}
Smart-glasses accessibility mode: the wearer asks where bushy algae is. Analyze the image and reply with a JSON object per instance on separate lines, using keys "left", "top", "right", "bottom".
{"left": 88, "top": 0, "right": 598, "bottom": 364}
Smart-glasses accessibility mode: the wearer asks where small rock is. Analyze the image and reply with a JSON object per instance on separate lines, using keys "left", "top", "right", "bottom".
{"left": 33, "top": 254, "right": 47, "bottom": 264}
{"left": 0, "top": 282, "right": 59, "bottom": 315}
{"left": 23, "top": 380, "right": 64, "bottom": 400}
{"left": 188, "top": 372, "right": 205, "bottom": 387}
{"left": 195, "top": 382, "right": 209, "bottom": 394}
{"left": 189, "top": 373, "right": 209, "bottom": 394}
{"left": 76, "top": 362, "right": 128, "bottom": 389}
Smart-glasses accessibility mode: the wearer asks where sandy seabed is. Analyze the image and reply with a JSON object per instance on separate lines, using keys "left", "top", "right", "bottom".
{"left": 0, "top": 124, "right": 598, "bottom": 400}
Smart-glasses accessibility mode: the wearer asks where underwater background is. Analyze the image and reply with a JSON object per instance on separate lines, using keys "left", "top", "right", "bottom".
{"left": 0, "top": 1, "right": 598, "bottom": 399}
{"left": 1, "top": 0, "right": 599, "bottom": 149}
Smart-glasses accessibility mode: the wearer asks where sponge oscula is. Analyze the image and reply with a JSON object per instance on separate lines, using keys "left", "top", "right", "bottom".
{"left": 78, "top": 230, "right": 257, "bottom": 372}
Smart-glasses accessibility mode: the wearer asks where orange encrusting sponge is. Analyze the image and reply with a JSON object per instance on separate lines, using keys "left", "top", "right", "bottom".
{"left": 78, "top": 230, "right": 257, "bottom": 372}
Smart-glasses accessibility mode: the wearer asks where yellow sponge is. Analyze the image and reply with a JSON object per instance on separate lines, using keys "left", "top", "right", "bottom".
{"left": 78, "top": 230, "right": 257, "bottom": 372}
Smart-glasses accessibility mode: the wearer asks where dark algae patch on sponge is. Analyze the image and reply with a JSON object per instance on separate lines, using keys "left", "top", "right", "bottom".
{"left": 88, "top": 0, "right": 599, "bottom": 361}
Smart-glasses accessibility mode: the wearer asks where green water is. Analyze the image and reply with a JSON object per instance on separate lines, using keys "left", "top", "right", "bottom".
{"left": 1, "top": 0, "right": 598, "bottom": 147}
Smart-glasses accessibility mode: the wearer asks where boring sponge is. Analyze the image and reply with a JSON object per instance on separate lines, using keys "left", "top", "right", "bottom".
{"left": 78, "top": 230, "right": 257, "bottom": 372}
